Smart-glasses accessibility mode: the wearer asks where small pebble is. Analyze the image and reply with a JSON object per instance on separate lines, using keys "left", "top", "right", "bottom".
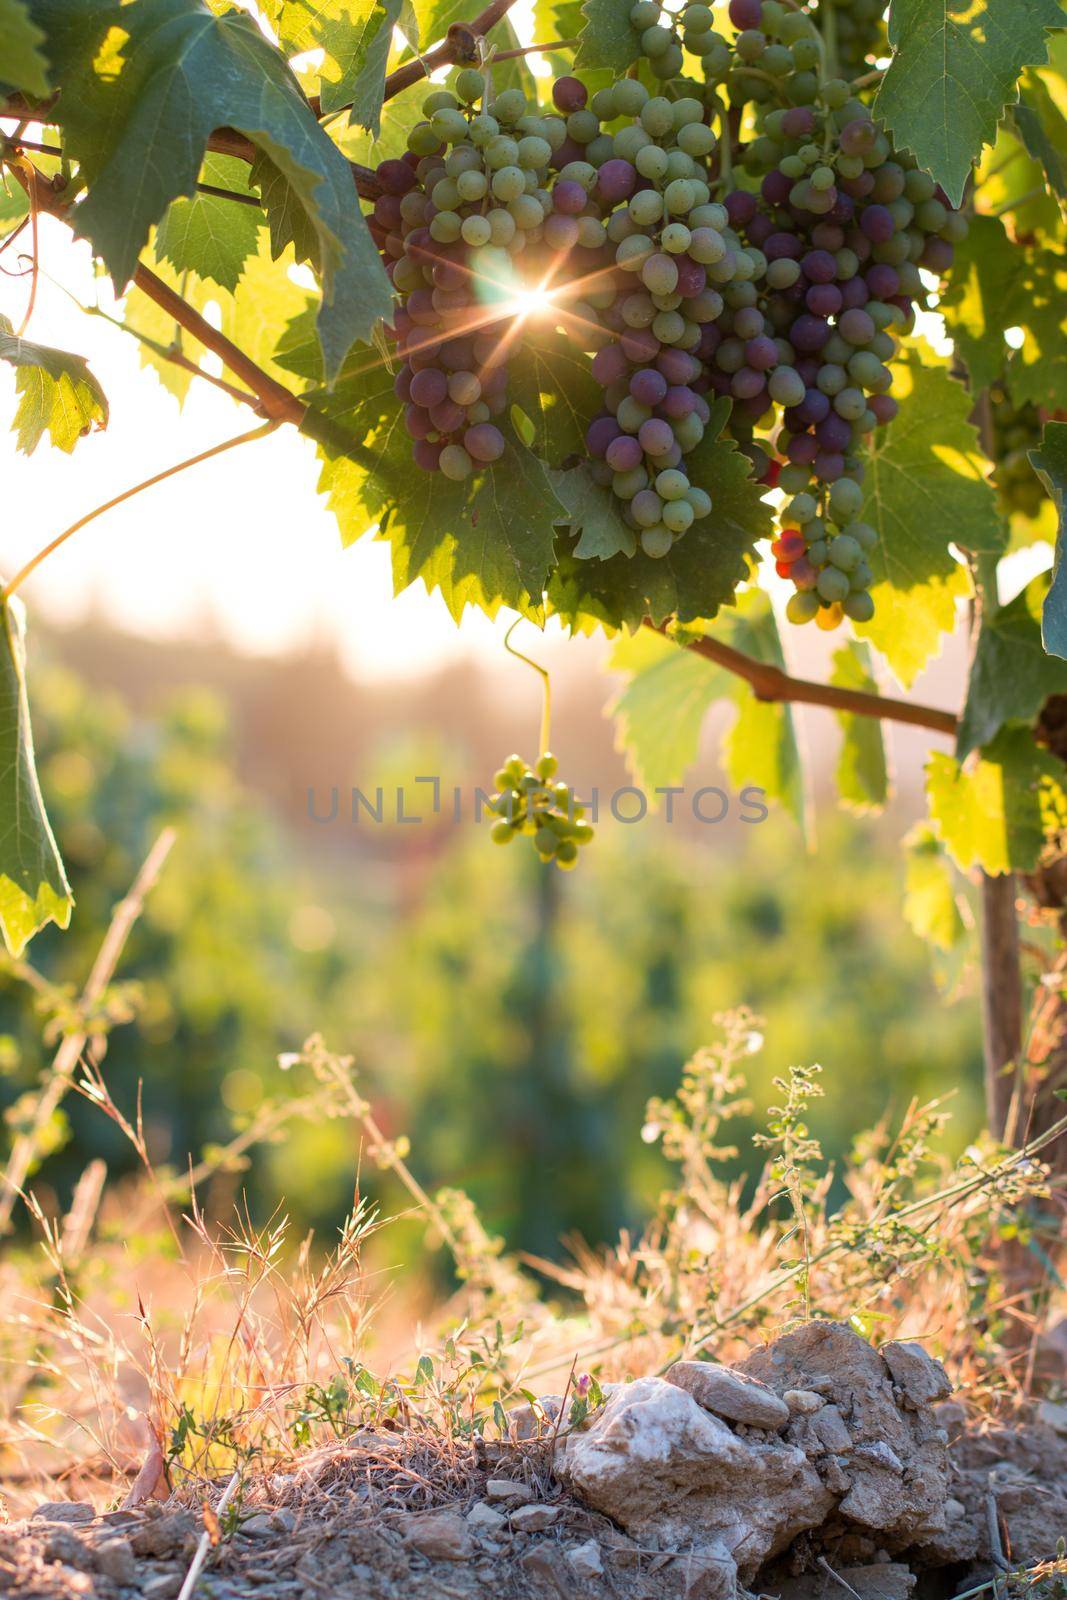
{"left": 510, "top": 1503, "right": 559, "bottom": 1533}
{"left": 485, "top": 1478, "right": 534, "bottom": 1504}
{"left": 784, "top": 1389, "right": 825, "bottom": 1415}
{"left": 32, "top": 1502, "right": 95, "bottom": 1525}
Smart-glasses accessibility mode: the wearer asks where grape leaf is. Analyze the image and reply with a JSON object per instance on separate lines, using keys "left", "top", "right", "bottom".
{"left": 830, "top": 642, "right": 889, "bottom": 813}
{"left": 550, "top": 464, "right": 637, "bottom": 561}
{"left": 0, "top": 313, "right": 108, "bottom": 453}
{"left": 0, "top": 0, "right": 50, "bottom": 96}
{"left": 853, "top": 351, "right": 989, "bottom": 687}
{"left": 1015, "top": 74, "right": 1067, "bottom": 214}
{"left": 957, "top": 574, "right": 1067, "bottom": 756}
{"left": 0, "top": 599, "right": 73, "bottom": 956}
{"left": 575, "top": 0, "right": 642, "bottom": 74}
{"left": 303, "top": 350, "right": 560, "bottom": 620}
{"left": 1031, "top": 422, "right": 1067, "bottom": 660}
{"left": 902, "top": 823, "right": 966, "bottom": 952}
{"left": 507, "top": 323, "right": 603, "bottom": 467}
{"left": 546, "top": 415, "right": 772, "bottom": 631}
{"left": 939, "top": 214, "right": 1067, "bottom": 407}
{"left": 718, "top": 590, "right": 805, "bottom": 832}
{"left": 31, "top": 0, "right": 391, "bottom": 381}
{"left": 874, "top": 0, "right": 1064, "bottom": 206}
{"left": 926, "top": 726, "right": 1067, "bottom": 874}
{"left": 608, "top": 629, "right": 729, "bottom": 791}
{"left": 154, "top": 155, "right": 262, "bottom": 293}
{"left": 314, "top": 0, "right": 406, "bottom": 132}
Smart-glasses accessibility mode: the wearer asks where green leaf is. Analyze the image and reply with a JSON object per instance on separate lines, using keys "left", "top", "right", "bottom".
{"left": 830, "top": 642, "right": 889, "bottom": 813}
{"left": 1032, "top": 423, "right": 1067, "bottom": 659}
{"left": 0, "top": 0, "right": 50, "bottom": 96}
{"left": 0, "top": 313, "right": 108, "bottom": 453}
{"left": 507, "top": 322, "right": 603, "bottom": 468}
{"left": 1015, "top": 73, "right": 1067, "bottom": 214}
{"left": 926, "top": 725, "right": 1067, "bottom": 874}
{"left": 317, "top": 0, "right": 405, "bottom": 133}
{"left": 550, "top": 463, "right": 637, "bottom": 561}
{"left": 939, "top": 214, "right": 1067, "bottom": 409}
{"left": 0, "top": 599, "right": 73, "bottom": 956}
{"left": 608, "top": 629, "right": 728, "bottom": 790}
{"left": 853, "top": 350, "right": 987, "bottom": 687}
{"left": 547, "top": 413, "right": 772, "bottom": 631}
{"left": 874, "top": 0, "right": 1064, "bottom": 205}
{"left": 718, "top": 590, "right": 805, "bottom": 832}
{"left": 154, "top": 155, "right": 262, "bottom": 293}
{"left": 902, "top": 822, "right": 966, "bottom": 952}
{"left": 305, "top": 350, "right": 560, "bottom": 620}
{"left": 958, "top": 574, "right": 1067, "bottom": 756}
{"left": 575, "top": 0, "right": 641, "bottom": 74}
{"left": 32, "top": 0, "right": 391, "bottom": 380}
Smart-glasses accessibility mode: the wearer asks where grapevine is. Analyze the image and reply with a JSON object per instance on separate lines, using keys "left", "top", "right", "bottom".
{"left": 365, "top": 0, "right": 968, "bottom": 631}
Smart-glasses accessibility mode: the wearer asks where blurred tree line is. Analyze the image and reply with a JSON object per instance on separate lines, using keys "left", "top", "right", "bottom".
{"left": 0, "top": 657, "right": 983, "bottom": 1263}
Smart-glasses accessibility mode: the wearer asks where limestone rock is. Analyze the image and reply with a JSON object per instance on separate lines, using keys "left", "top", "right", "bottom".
{"left": 555, "top": 1374, "right": 832, "bottom": 1572}
{"left": 667, "top": 1361, "right": 790, "bottom": 1431}
{"left": 485, "top": 1477, "right": 534, "bottom": 1504}
{"left": 510, "top": 1503, "right": 559, "bottom": 1533}
{"left": 566, "top": 1539, "right": 604, "bottom": 1580}
{"left": 785, "top": 1390, "right": 825, "bottom": 1416}
{"left": 467, "top": 1501, "right": 507, "bottom": 1537}
{"left": 881, "top": 1342, "right": 952, "bottom": 1408}
{"left": 401, "top": 1510, "right": 473, "bottom": 1561}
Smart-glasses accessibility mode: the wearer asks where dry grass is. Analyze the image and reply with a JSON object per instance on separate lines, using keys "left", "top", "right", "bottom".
{"left": 1, "top": 1008, "right": 1065, "bottom": 1525}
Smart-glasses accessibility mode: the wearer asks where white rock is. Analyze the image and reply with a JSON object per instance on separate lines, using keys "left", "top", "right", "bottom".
{"left": 466, "top": 1502, "right": 506, "bottom": 1537}
{"left": 667, "top": 1361, "right": 790, "bottom": 1430}
{"left": 566, "top": 1539, "right": 604, "bottom": 1579}
{"left": 785, "top": 1389, "right": 825, "bottom": 1415}
{"left": 510, "top": 1503, "right": 559, "bottom": 1533}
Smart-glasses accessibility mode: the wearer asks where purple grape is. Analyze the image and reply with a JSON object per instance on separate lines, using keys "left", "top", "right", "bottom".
{"left": 698, "top": 325, "right": 722, "bottom": 361}
{"left": 729, "top": 0, "right": 763, "bottom": 25}
{"left": 766, "top": 231, "right": 802, "bottom": 261}
{"left": 639, "top": 417, "right": 674, "bottom": 455}
{"left": 606, "top": 434, "right": 642, "bottom": 471}
{"left": 816, "top": 413, "right": 853, "bottom": 451}
{"left": 661, "top": 441, "right": 684, "bottom": 467}
{"left": 413, "top": 438, "right": 443, "bottom": 471}
{"left": 394, "top": 367, "right": 413, "bottom": 402}
{"left": 440, "top": 338, "right": 475, "bottom": 371}
{"left": 409, "top": 341, "right": 441, "bottom": 370}
{"left": 658, "top": 348, "right": 700, "bottom": 384}
{"left": 544, "top": 214, "right": 580, "bottom": 251}
{"left": 553, "top": 180, "right": 588, "bottom": 217}
{"left": 662, "top": 385, "right": 697, "bottom": 418}
{"left": 762, "top": 171, "right": 792, "bottom": 207}
{"left": 693, "top": 394, "right": 710, "bottom": 423}
{"left": 840, "top": 119, "right": 876, "bottom": 157}
{"left": 848, "top": 229, "right": 873, "bottom": 263}
{"left": 866, "top": 264, "right": 900, "bottom": 299}
{"left": 587, "top": 416, "right": 621, "bottom": 457}
{"left": 551, "top": 137, "right": 585, "bottom": 170}
{"left": 749, "top": 215, "right": 775, "bottom": 248}
{"left": 806, "top": 283, "right": 842, "bottom": 317}
{"left": 814, "top": 450, "right": 845, "bottom": 481}
{"left": 675, "top": 257, "right": 707, "bottom": 298}
{"left": 870, "top": 393, "right": 899, "bottom": 424}
{"left": 465, "top": 423, "right": 506, "bottom": 463}
{"left": 592, "top": 343, "right": 629, "bottom": 385}
{"left": 377, "top": 158, "right": 418, "bottom": 196}
{"left": 631, "top": 368, "right": 669, "bottom": 406}
{"left": 921, "top": 237, "right": 954, "bottom": 273}
{"left": 840, "top": 277, "right": 870, "bottom": 309}
{"left": 811, "top": 223, "right": 845, "bottom": 252}
{"left": 553, "top": 75, "right": 588, "bottom": 112}
{"left": 620, "top": 326, "right": 659, "bottom": 363}
{"left": 790, "top": 314, "right": 831, "bottom": 353}
{"left": 429, "top": 398, "right": 465, "bottom": 433}
{"left": 797, "top": 388, "right": 831, "bottom": 426}
{"left": 433, "top": 261, "right": 466, "bottom": 290}
{"left": 745, "top": 335, "right": 778, "bottom": 371}
{"left": 781, "top": 107, "right": 815, "bottom": 139}
{"left": 839, "top": 307, "right": 876, "bottom": 345}
{"left": 725, "top": 190, "right": 758, "bottom": 227}
{"left": 731, "top": 367, "right": 766, "bottom": 399}
{"left": 860, "top": 205, "right": 895, "bottom": 243}
{"left": 801, "top": 249, "right": 836, "bottom": 285}
{"left": 829, "top": 192, "right": 855, "bottom": 225}
{"left": 597, "top": 159, "right": 637, "bottom": 203}
{"left": 375, "top": 194, "right": 404, "bottom": 230}
{"left": 404, "top": 404, "right": 434, "bottom": 440}
{"left": 788, "top": 432, "right": 819, "bottom": 465}
{"left": 795, "top": 357, "right": 820, "bottom": 386}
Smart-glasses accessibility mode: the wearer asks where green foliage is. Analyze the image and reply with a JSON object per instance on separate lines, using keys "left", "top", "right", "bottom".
{"left": 902, "top": 823, "right": 967, "bottom": 954}
{"left": 0, "top": 314, "right": 108, "bottom": 454}
{"left": 0, "top": 604, "right": 72, "bottom": 956}
{"left": 957, "top": 575, "right": 1067, "bottom": 757}
{"left": 854, "top": 351, "right": 993, "bottom": 687}
{"left": 154, "top": 155, "right": 262, "bottom": 293}
{"left": 875, "top": 0, "right": 1064, "bottom": 204}
{"left": 830, "top": 643, "right": 889, "bottom": 814}
{"left": 1031, "top": 422, "right": 1067, "bottom": 659}
{"left": 0, "top": 0, "right": 50, "bottom": 95}
{"left": 575, "top": 0, "right": 642, "bottom": 72}
{"left": 28, "top": 0, "right": 391, "bottom": 377}
{"left": 927, "top": 725, "right": 1067, "bottom": 874}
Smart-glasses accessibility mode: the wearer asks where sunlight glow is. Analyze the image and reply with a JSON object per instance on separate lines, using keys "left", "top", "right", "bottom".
{"left": 506, "top": 284, "right": 559, "bottom": 320}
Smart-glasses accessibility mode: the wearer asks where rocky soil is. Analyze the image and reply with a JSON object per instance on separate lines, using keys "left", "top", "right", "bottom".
{"left": 2, "top": 1323, "right": 1065, "bottom": 1600}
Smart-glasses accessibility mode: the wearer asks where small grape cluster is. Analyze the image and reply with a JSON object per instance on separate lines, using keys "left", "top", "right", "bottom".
{"left": 488, "top": 752, "right": 594, "bottom": 869}
{"left": 989, "top": 382, "right": 1047, "bottom": 521}
{"left": 369, "top": 70, "right": 564, "bottom": 480}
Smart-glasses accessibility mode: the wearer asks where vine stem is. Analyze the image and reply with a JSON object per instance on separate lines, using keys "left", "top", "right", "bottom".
{"left": 504, "top": 618, "right": 552, "bottom": 754}
{"left": 1, "top": 421, "right": 278, "bottom": 602}
{"left": 647, "top": 621, "right": 959, "bottom": 737}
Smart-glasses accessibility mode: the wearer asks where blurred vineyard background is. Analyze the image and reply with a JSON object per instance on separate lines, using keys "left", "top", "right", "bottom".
{"left": 0, "top": 617, "right": 983, "bottom": 1294}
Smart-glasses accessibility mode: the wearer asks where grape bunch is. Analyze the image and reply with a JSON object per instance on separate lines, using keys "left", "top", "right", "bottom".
{"left": 368, "top": 70, "right": 565, "bottom": 481}
{"left": 487, "top": 752, "right": 594, "bottom": 870}
{"left": 989, "top": 382, "right": 1047, "bottom": 521}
